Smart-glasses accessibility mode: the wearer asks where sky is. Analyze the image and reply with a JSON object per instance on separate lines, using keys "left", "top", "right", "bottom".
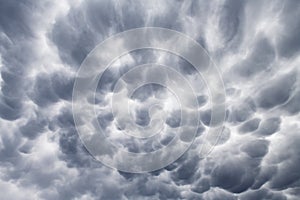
{"left": 0, "top": 0, "right": 300, "bottom": 199}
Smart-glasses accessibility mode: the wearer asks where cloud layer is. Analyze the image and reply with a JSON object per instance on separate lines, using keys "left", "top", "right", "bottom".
{"left": 0, "top": 0, "right": 300, "bottom": 199}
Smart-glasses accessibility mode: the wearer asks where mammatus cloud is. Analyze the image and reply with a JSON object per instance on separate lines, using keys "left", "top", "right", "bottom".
{"left": 0, "top": 0, "right": 300, "bottom": 199}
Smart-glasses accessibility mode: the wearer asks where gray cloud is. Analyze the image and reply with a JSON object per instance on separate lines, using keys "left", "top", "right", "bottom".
{"left": 256, "top": 71, "right": 297, "bottom": 110}
{"left": 234, "top": 36, "right": 275, "bottom": 77}
{"left": 0, "top": 0, "right": 299, "bottom": 199}
{"left": 241, "top": 139, "right": 269, "bottom": 158}
{"left": 238, "top": 118, "right": 261, "bottom": 134}
{"left": 256, "top": 117, "right": 281, "bottom": 136}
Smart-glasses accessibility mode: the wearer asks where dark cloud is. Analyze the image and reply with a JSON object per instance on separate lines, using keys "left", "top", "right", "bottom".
{"left": 58, "top": 127, "right": 92, "bottom": 168}
{"left": 256, "top": 71, "right": 297, "bottom": 109}
{"left": 269, "top": 131, "right": 300, "bottom": 190}
{"left": 0, "top": 0, "right": 35, "bottom": 39}
{"left": 218, "top": 0, "right": 244, "bottom": 45}
{"left": 0, "top": 132, "right": 22, "bottom": 161}
{"left": 1, "top": 70, "right": 24, "bottom": 98}
{"left": 19, "top": 113, "right": 47, "bottom": 139}
{"left": 0, "top": 67, "right": 25, "bottom": 121}
{"left": 51, "top": 73, "right": 75, "bottom": 101}
{"left": 241, "top": 139, "right": 269, "bottom": 158}
{"left": 234, "top": 37, "right": 275, "bottom": 77}
{"left": 211, "top": 157, "right": 261, "bottom": 193}
{"left": 178, "top": 61, "right": 198, "bottom": 75}
{"left": 197, "top": 95, "right": 208, "bottom": 107}
{"left": 214, "top": 126, "right": 230, "bottom": 145}
{"left": 30, "top": 75, "right": 59, "bottom": 107}
{"left": 171, "top": 155, "right": 200, "bottom": 184}
{"left": 97, "top": 112, "right": 114, "bottom": 130}
{"left": 228, "top": 97, "right": 256, "bottom": 123}
{"left": 50, "top": 0, "right": 182, "bottom": 67}
{"left": 50, "top": 3, "right": 99, "bottom": 67}
{"left": 0, "top": 0, "right": 299, "bottom": 199}
{"left": 191, "top": 177, "right": 210, "bottom": 194}
{"left": 240, "top": 188, "right": 287, "bottom": 200}
{"left": 205, "top": 188, "right": 237, "bottom": 200}
{"left": 0, "top": 94, "right": 22, "bottom": 120}
{"left": 55, "top": 107, "right": 75, "bottom": 129}
{"left": 238, "top": 118, "right": 261, "bottom": 133}
{"left": 166, "top": 110, "right": 181, "bottom": 128}
{"left": 281, "top": 90, "right": 300, "bottom": 115}
{"left": 251, "top": 165, "right": 277, "bottom": 190}
{"left": 276, "top": 0, "right": 300, "bottom": 58}
{"left": 256, "top": 117, "right": 281, "bottom": 136}
{"left": 200, "top": 109, "right": 212, "bottom": 126}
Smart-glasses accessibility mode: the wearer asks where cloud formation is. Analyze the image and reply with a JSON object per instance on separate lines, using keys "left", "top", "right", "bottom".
{"left": 0, "top": 0, "right": 300, "bottom": 199}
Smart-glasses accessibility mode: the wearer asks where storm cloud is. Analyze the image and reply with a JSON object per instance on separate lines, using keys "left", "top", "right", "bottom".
{"left": 0, "top": 0, "right": 300, "bottom": 199}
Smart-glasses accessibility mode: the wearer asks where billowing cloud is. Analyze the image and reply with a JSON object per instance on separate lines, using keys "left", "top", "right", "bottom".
{"left": 0, "top": 0, "right": 300, "bottom": 199}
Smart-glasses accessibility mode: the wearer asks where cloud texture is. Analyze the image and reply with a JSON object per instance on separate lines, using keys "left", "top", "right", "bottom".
{"left": 0, "top": 0, "right": 300, "bottom": 199}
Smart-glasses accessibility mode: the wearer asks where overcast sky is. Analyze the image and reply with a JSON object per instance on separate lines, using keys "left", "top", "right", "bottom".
{"left": 0, "top": 0, "right": 300, "bottom": 199}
